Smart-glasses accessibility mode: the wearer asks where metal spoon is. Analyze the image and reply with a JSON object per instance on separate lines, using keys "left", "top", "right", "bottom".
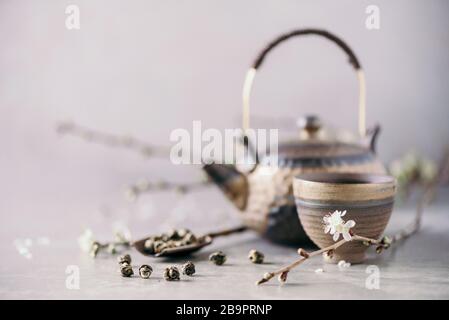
{"left": 132, "top": 226, "right": 248, "bottom": 257}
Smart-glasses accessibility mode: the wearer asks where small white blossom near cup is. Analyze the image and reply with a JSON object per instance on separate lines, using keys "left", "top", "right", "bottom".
{"left": 78, "top": 229, "right": 95, "bottom": 253}
{"left": 334, "top": 220, "right": 356, "bottom": 241}
{"left": 315, "top": 268, "right": 324, "bottom": 273}
{"left": 323, "top": 210, "right": 356, "bottom": 241}
{"left": 323, "top": 210, "right": 345, "bottom": 234}
{"left": 338, "top": 260, "right": 351, "bottom": 270}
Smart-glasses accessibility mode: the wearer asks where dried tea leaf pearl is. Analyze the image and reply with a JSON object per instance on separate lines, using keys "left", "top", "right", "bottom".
{"left": 166, "top": 229, "right": 179, "bottom": 240}
{"left": 118, "top": 254, "right": 131, "bottom": 265}
{"left": 139, "top": 264, "right": 153, "bottom": 279}
{"left": 181, "top": 261, "right": 196, "bottom": 276}
{"left": 209, "top": 251, "right": 226, "bottom": 265}
{"left": 153, "top": 241, "right": 167, "bottom": 253}
{"left": 120, "top": 264, "right": 134, "bottom": 277}
{"left": 248, "top": 249, "right": 264, "bottom": 264}
{"left": 144, "top": 239, "right": 155, "bottom": 254}
{"left": 164, "top": 266, "right": 180, "bottom": 281}
{"left": 177, "top": 228, "right": 190, "bottom": 238}
{"left": 183, "top": 233, "right": 197, "bottom": 244}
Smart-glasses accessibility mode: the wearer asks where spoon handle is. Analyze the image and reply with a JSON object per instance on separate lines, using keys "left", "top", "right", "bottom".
{"left": 206, "top": 225, "right": 248, "bottom": 239}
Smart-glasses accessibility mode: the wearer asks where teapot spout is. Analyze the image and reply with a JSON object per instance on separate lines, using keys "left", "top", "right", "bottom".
{"left": 203, "top": 164, "right": 249, "bottom": 211}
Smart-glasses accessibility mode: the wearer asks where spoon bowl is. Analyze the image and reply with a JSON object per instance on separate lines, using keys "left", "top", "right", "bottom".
{"left": 132, "top": 226, "right": 247, "bottom": 258}
{"left": 133, "top": 236, "right": 213, "bottom": 257}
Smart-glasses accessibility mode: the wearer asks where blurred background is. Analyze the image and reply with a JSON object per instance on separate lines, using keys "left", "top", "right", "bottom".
{"left": 1, "top": 0, "right": 448, "bottom": 241}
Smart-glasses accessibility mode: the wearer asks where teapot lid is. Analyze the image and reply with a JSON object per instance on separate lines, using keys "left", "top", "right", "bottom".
{"left": 295, "top": 115, "right": 359, "bottom": 144}
{"left": 259, "top": 115, "right": 375, "bottom": 168}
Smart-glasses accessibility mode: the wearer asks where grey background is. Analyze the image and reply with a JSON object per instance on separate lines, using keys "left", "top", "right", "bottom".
{"left": 0, "top": 0, "right": 448, "bottom": 299}
{"left": 1, "top": 0, "right": 448, "bottom": 161}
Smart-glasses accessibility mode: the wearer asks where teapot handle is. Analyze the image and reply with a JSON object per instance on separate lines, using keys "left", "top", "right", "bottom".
{"left": 242, "top": 28, "right": 367, "bottom": 137}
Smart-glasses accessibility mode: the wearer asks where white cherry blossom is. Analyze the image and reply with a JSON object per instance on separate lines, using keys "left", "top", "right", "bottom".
{"left": 323, "top": 210, "right": 356, "bottom": 242}
{"left": 78, "top": 229, "right": 95, "bottom": 252}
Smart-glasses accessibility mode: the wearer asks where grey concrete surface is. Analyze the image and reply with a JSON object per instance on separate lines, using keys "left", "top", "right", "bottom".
{"left": 1, "top": 189, "right": 448, "bottom": 300}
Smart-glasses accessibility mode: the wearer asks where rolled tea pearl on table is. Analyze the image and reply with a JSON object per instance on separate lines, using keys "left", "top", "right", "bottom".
{"left": 139, "top": 265, "right": 153, "bottom": 279}
{"left": 209, "top": 251, "right": 226, "bottom": 265}
{"left": 118, "top": 254, "right": 131, "bottom": 265}
{"left": 120, "top": 264, "right": 134, "bottom": 277}
{"left": 248, "top": 249, "right": 264, "bottom": 264}
{"left": 181, "top": 261, "right": 196, "bottom": 276}
{"left": 164, "top": 266, "right": 180, "bottom": 281}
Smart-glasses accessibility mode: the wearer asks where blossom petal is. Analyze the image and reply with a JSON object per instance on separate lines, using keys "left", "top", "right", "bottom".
{"left": 333, "top": 232, "right": 340, "bottom": 242}
{"left": 341, "top": 210, "right": 346, "bottom": 217}
{"left": 343, "top": 231, "right": 352, "bottom": 241}
{"left": 324, "top": 225, "right": 331, "bottom": 234}
{"left": 345, "top": 220, "right": 356, "bottom": 228}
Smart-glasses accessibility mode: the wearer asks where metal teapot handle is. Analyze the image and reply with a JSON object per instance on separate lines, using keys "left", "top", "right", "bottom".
{"left": 242, "top": 28, "right": 367, "bottom": 137}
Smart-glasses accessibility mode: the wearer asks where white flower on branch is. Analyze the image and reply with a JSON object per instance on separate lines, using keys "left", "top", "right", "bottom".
{"left": 78, "top": 229, "right": 95, "bottom": 253}
{"left": 323, "top": 210, "right": 356, "bottom": 241}
{"left": 338, "top": 260, "right": 351, "bottom": 270}
{"left": 334, "top": 220, "right": 356, "bottom": 241}
{"left": 323, "top": 210, "right": 345, "bottom": 234}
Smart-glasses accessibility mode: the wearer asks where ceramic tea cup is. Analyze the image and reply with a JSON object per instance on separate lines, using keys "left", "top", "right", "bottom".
{"left": 293, "top": 173, "right": 396, "bottom": 264}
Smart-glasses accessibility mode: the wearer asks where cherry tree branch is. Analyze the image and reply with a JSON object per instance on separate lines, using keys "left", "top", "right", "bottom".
{"left": 125, "top": 179, "right": 210, "bottom": 201}
{"left": 56, "top": 121, "right": 169, "bottom": 158}
{"left": 256, "top": 234, "right": 383, "bottom": 285}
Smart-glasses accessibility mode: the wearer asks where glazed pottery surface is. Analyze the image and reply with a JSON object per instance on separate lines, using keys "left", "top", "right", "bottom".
{"left": 293, "top": 173, "right": 396, "bottom": 263}
{"left": 203, "top": 28, "right": 389, "bottom": 245}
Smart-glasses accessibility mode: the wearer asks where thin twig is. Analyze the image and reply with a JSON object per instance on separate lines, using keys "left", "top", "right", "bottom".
{"left": 89, "top": 239, "right": 131, "bottom": 258}
{"left": 125, "top": 179, "right": 210, "bottom": 201}
{"left": 206, "top": 225, "right": 248, "bottom": 238}
{"left": 256, "top": 234, "right": 382, "bottom": 285}
{"left": 393, "top": 147, "right": 449, "bottom": 243}
{"left": 56, "top": 121, "right": 170, "bottom": 157}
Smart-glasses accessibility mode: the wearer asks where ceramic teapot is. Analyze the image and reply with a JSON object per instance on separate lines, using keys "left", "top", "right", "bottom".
{"left": 203, "top": 29, "right": 386, "bottom": 244}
